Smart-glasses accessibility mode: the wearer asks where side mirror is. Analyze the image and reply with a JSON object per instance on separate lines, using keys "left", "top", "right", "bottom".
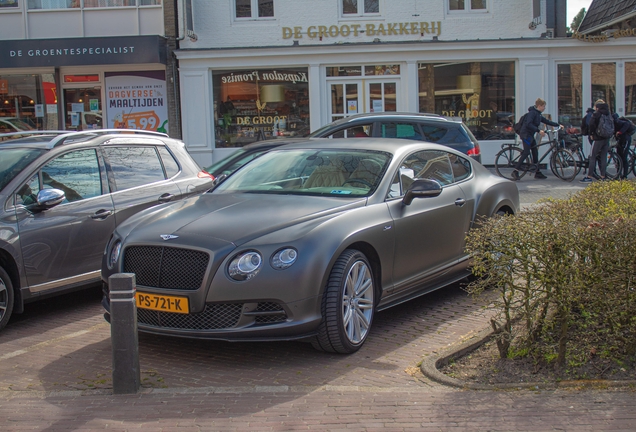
{"left": 35, "top": 188, "right": 65, "bottom": 210}
{"left": 402, "top": 179, "right": 442, "bottom": 205}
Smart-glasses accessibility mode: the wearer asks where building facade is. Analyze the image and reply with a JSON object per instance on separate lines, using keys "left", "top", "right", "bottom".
{"left": 0, "top": 0, "right": 182, "bottom": 137}
{"left": 174, "top": 0, "right": 636, "bottom": 166}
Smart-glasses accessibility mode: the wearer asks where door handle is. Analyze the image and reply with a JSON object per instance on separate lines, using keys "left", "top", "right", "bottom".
{"left": 158, "top": 193, "right": 175, "bottom": 203}
{"left": 455, "top": 198, "right": 466, "bottom": 207}
{"left": 91, "top": 209, "right": 113, "bottom": 220}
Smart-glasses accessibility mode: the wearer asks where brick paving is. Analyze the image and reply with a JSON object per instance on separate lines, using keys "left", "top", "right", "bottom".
{"left": 2, "top": 172, "right": 635, "bottom": 431}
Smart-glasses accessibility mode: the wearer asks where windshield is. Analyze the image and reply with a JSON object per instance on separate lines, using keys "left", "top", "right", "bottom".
{"left": 0, "top": 148, "right": 46, "bottom": 192}
{"left": 307, "top": 121, "right": 340, "bottom": 138}
{"left": 213, "top": 149, "right": 391, "bottom": 197}
{"left": 205, "top": 147, "right": 268, "bottom": 177}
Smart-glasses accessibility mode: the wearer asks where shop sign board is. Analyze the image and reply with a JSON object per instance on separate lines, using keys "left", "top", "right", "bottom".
{"left": 1, "top": 36, "right": 167, "bottom": 68}
{"left": 105, "top": 71, "right": 168, "bottom": 133}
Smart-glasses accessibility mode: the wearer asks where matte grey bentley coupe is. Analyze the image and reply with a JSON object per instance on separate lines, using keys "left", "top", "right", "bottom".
{"left": 102, "top": 139, "right": 519, "bottom": 353}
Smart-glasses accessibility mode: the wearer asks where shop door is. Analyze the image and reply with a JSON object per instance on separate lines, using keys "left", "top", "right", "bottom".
{"left": 63, "top": 86, "right": 103, "bottom": 131}
{"left": 328, "top": 80, "right": 399, "bottom": 122}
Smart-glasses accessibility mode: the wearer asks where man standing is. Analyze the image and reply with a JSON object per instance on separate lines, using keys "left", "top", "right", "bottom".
{"left": 512, "top": 98, "right": 562, "bottom": 180}
{"left": 613, "top": 113, "right": 635, "bottom": 179}
{"left": 580, "top": 100, "right": 614, "bottom": 183}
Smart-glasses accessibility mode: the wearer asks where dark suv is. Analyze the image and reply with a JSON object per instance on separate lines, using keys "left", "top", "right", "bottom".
{"left": 308, "top": 112, "right": 481, "bottom": 163}
{"left": 0, "top": 130, "right": 214, "bottom": 331}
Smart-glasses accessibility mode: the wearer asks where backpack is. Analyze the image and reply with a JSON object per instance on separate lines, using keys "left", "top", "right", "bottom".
{"left": 513, "top": 113, "right": 527, "bottom": 136}
{"left": 595, "top": 113, "right": 615, "bottom": 139}
{"left": 618, "top": 116, "right": 636, "bottom": 135}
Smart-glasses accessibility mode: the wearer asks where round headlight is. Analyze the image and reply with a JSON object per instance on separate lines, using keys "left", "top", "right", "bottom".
{"left": 228, "top": 250, "right": 262, "bottom": 281}
{"left": 108, "top": 240, "right": 122, "bottom": 270}
{"left": 271, "top": 248, "right": 298, "bottom": 270}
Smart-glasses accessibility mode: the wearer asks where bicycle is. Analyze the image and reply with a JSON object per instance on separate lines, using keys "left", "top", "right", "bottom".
{"left": 494, "top": 128, "right": 578, "bottom": 181}
{"left": 568, "top": 134, "right": 623, "bottom": 180}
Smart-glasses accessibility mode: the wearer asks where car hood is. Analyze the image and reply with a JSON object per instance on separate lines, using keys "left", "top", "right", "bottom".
{"left": 121, "top": 192, "right": 367, "bottom": 247}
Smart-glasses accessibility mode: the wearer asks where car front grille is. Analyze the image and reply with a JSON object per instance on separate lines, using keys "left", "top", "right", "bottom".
{"left": 123, "top": 246, "right": 209, "bottom": 291}
{"left": 137, "top": 302, "right": 288, "bottom": 330}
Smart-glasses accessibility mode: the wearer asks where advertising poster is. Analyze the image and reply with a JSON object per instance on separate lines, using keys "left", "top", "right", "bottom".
{"left": 105, "top": 71, "right": 168, "bottom": 133}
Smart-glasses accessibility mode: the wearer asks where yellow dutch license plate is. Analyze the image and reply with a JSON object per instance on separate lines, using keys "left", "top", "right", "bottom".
{"left": 136, "top": 292, "right": 189, "bottom": 314}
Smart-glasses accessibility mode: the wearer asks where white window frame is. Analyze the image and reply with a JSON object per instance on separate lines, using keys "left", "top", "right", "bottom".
{"left": 340, "top": 0, "right": 381, "bottom": 18}
{"left": 447, "top": 0, "right": 489, "bottom": 14}
{"left": 234, "top": 0, "right": 275, "bottom": 21}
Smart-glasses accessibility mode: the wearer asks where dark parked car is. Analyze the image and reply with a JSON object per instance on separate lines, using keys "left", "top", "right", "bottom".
{"left": 308, "top": 112, "right": 482, "bottom": 163}
{"left": 0, "top": 129, "right": 214, "bottom": 331}
{"left": 102, "top": 138, "right": 518, "bottom": 353}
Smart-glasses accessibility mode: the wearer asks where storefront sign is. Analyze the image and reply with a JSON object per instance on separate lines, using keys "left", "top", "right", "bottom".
{"left": 105, "top": 71, "right": 168, "bottom": 133}
{"left": 0, "top": 79, "right": 7, "bottom": 94}
{"left": 572, "top": 28, "right": 636, "bottom": 43}
{"left": 0, "top": 36, "right": 167, "bottom": 68}
{"left": 221, "top": 70, "right": 308, "bottom": 84}
{"left": 282, "top": 22, "right": 441, "bottom": 40}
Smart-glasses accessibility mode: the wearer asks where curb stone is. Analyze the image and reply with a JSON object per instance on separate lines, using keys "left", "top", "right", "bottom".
{"left": 420, "top": 325, "right": 636, "bottom": 391}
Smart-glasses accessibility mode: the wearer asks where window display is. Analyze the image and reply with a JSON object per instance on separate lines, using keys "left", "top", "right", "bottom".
{"left": 212, "top": 68, "right": 310, "bottom": 147}
{"left": 0, "top": 73, "right": 58, "bottom": 132}
{"left": 418, "top": 61, "right": 515, "bottom": 140}
{"left": 557, "top": 64, "right": 582, "bottom": 132}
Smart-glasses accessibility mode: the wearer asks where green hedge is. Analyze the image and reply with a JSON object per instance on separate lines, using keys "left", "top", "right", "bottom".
{"left": 466, "top": 180, "right": 636, "bottom": 372}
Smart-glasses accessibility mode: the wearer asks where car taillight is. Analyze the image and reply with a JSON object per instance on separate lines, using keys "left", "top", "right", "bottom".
{"left": 467, "top": 143, "right": 480, "bottom": 156}
{"left": 198, "top": 170, "right": 215, "bottom": 181}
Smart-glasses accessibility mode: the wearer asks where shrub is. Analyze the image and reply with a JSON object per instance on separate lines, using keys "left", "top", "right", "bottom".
{"left": 466, "top": 180, "right": 636, "bottom": 370}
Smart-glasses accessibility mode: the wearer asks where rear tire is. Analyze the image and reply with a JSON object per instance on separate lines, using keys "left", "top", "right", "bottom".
{"left": 311, "top": 250, "right": 375, "bottom": 354}
{"left": 0, "top": 267, "right": 15, "bottom": 331}
{"left": 593, "top": 151, "right": 622, "bottom": 180}
{"left": 495, "top": 147, "right": 526, "bottom": 180}
{"left": 550, "top": 148, "right": 577, "bottom": 181}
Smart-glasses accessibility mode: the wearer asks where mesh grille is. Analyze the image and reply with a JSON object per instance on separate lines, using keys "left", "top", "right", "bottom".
{"left": 255, "top": 302, "right": 288, "bottom": 324}
{"left": 123, "top": 246, "right": 209, "bottom": 290}
{"left": 137, "top": 303, "right": 243, "bottom": 330}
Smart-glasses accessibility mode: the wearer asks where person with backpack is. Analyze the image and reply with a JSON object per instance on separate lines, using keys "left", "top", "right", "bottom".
{"left": 512, "top": 98, "right": 562, "bottom": 180}
{"left": 579, "top": 107, "right": 595, "bottom": 177}
{"left": 613, "top": 113, "right": 635, "bottom": 179}
{"left": 580, "top": 100, "right": 614, "bottom": 183}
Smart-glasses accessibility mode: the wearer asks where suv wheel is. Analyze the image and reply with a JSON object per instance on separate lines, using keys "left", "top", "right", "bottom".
{"left": 0, "top": 266, "right": 14, "bottom": 331}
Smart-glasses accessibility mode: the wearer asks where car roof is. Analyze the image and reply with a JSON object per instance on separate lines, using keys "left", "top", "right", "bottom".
{"left": 0, "top": 129, "right": 171, "bottom": 150}
{"left": 265, "top": 137, "right": 465, "bottom": 159}
{"left": 319, "top": 112, "right": 460, "bottom": 125}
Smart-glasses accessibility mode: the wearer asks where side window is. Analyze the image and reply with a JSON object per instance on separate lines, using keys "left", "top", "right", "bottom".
{"left": 104, "top": 147, "right": 165, "bottom": 191}
{"left": 235, "top": 0, "right": 274, "bottom": 19}
{"left": 16, "top": 174, "right": 41, "bottom": 206}
{"left": 420, "top": 124, "right": 449, "bottom": 143}
{"left": 393, "top": 150, "right": 454, "bottom": 188}
{"left": 387, "top": 166, "right": 415, "bottom": 199}
{"left": 450, "top": 153, "right": 471, "bottom": 182}
{"left": 342, "top": 125, "right": 371, "bottom": 138}
{"left": 379, "top": 122, "right": 421, "bottom": 140}
{"left": 38, "top": 149, "right": 102, "bottom": 203}
{"left": 157, "top": 146, "right": 180, "bottom": 178}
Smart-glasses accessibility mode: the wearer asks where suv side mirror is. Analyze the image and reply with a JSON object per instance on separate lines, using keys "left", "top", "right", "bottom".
{"left": 34, "top": 188, "right": 65, "bottom": 210}
{"left": 402, "top": 179, "right": 442, "bottom": 205}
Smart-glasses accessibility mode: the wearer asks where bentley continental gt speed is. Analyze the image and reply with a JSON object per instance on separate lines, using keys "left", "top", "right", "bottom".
{"left": 102, "top": 139, "right": 519, "bottom": 353}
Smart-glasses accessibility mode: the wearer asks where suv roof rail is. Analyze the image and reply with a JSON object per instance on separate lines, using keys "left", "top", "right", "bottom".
{"left": 47, "top": 129, "right": 169, "bottom": 148}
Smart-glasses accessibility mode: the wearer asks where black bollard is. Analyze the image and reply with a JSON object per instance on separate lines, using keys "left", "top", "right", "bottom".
{"left": 109, "top": 273, "right": 140, "bottom": 394}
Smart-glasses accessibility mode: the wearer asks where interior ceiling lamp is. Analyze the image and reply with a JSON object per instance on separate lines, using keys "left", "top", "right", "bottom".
{"left": 257, "top": 84, "right": 285, "bottom": 111}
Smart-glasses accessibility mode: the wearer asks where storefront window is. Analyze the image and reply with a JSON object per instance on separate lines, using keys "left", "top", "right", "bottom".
{"left": 342, "top": 0, "right": 379, "bottom": 16}
{"left": 625, "top": 62, "right": 636, "bottom": 117}
{"left": 418, "top": 61, "right": 515, "bottom": 140}
{"left": 212, "top": 68, "right": 310, "bottom": 147}
{"left": 0, "top": 73, "right": 58, "bottom": 133}
{"left": 27, "top": 0, "right": 159, "bottom": 9}
{"left": 591, "top": 62, "right": 616, "bottom": 112}
{"left": 0, "top": 0, "right": 19, "bottom": 8}
{"left": 557, "top": 63, "right": 582, "bottom": 132}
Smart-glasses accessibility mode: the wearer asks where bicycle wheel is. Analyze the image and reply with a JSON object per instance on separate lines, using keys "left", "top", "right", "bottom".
{"left": 495, "top": 146, "right": 526, "bottom": 180}
{"left": 593, "top": 151, "right": 622, "bottom": 180}
{"left": 629, "top": 148, "right": 636, "bottom": 178}
{"left": 570, "top": 147, "right": 585, "bottom": 177}
{"left": 550, "top": 148, "right": 577, "bottom": 181}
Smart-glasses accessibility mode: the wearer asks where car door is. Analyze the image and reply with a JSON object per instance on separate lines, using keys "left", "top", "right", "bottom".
{"left": 14, "top": 148, "right": 115, "bottom": 293}
{"left": 103, "top": 145, "right": 182, "bottom": 226}
{"left": 386, "top": 149, "right": 473, "bottom": 293}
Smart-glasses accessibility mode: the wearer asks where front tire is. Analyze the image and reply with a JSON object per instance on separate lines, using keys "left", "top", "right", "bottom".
{"left": 495, "top": 147, "right": 525, "bottom": 180}
{"left": 0, "top": 267, "right": 15, "bottom": 331}
{"left": 550, "top": 148, "right": 577, "bottom": 181}
{"left": 312, "top": 250, "right": 375, "bottom": 354}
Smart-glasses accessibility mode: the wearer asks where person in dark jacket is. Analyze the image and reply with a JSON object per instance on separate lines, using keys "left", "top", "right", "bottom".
{"left": 613, "top": 113, "right": 633, "bottom": 179}
{"left": 580, "top": 100, "right": 612, "bottom": 183}
{"left": 512, "top": 98, "right": 562, "bottom": 180}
